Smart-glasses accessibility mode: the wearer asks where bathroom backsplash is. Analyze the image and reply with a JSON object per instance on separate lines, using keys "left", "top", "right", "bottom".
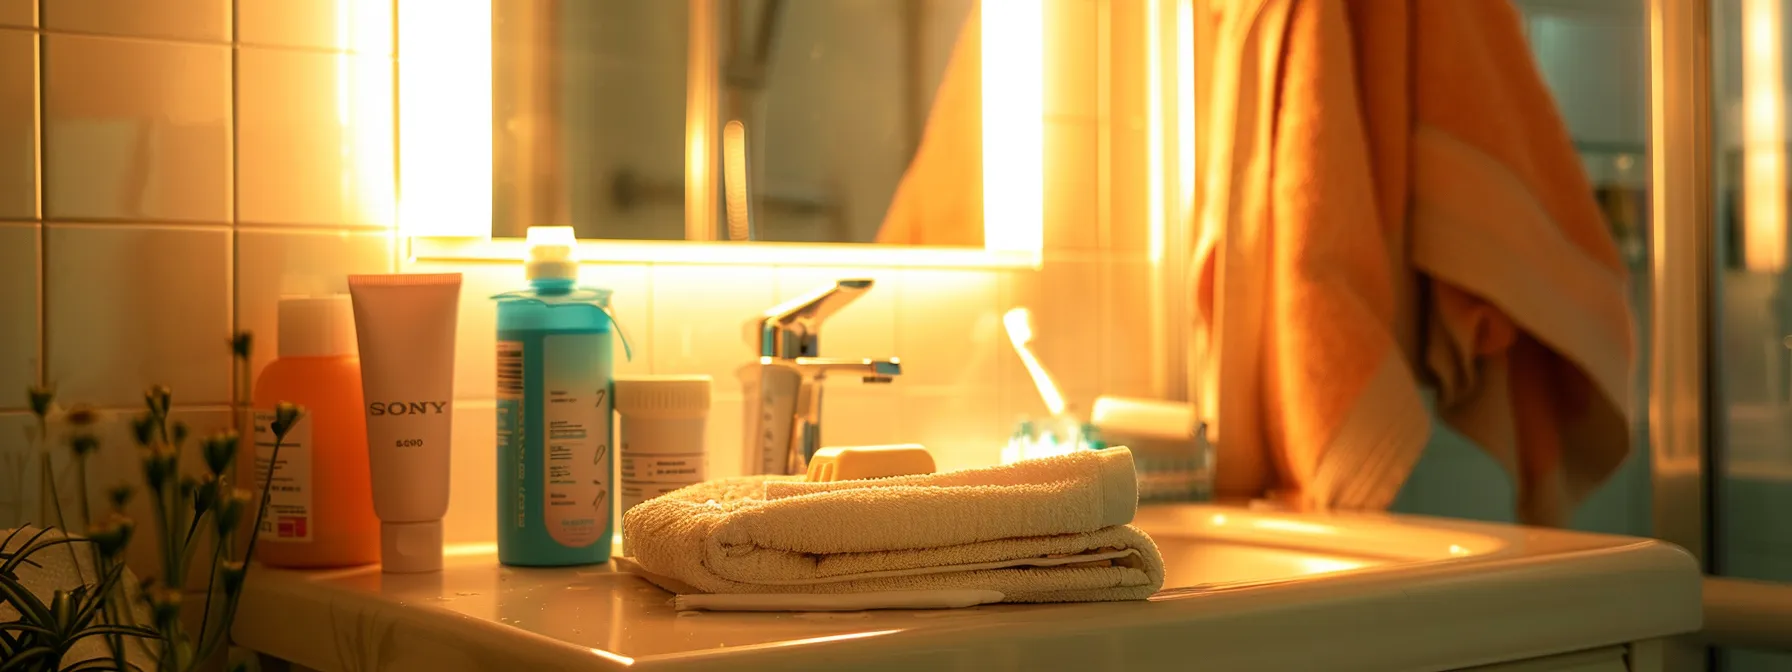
{"left": 0, "top": 0, "right": 399, "bottom": 577}
{"left": 0, "top": 0, "right": 1160, "bottom": 550}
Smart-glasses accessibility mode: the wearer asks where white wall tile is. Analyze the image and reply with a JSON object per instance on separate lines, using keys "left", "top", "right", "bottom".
{"left": 771, "top": 266, "right": 899, "bottom": 358}
{"left": 893, "top": 268, "right": 1001, "bottom": 390}
{"left": 0, "top": 0, "right": 31, "bottom": 28}
{"left": 0, "top": 29, "right": 33, "bottom": 220}
{"left": 899, "top": 389, "right": 1004, "bottom": 472}
{"left": 43, "top": 35, "right": 231, "bottom": 223}
{"left": 707, "top": 395, "right": 745, "bottom": 478}
{"left": 237, "top": 0, "right": 393, "bottom": 53}
{"left": 584, "top": 263, "right": 652, "bottom": 377}
{"left": 46, "top": 225, "right": 232, "bottom": 407}
{"left": 1045, "top": 0, "right": 1098, "bottom": 119}
{"left": 1105, "top": 123, "right": 1149, "bottom": 252}
{"left": 649, "top": 265, "right": 776, "bottom": 381}
{"left": 43, "top": 0, "right": 229, "bottom": 42}
{"left": 443, "top": 400, "right": 494, "bottom": 544}
{"left": 404, "top": 261, "right": 507, "bottom": 402}
{"left": 1044, "top": 119, "right": 1099, "bottom": 250}
{"left": 236, "top": 48, "right": 394, "bottom": 228}
{"left": 1101, "top": 256, "right": 1156, "bottom": 399}
{"left": 0, "top": 223, "right": 38, "bottom": 408}
{"left": 235, "top": 228, "right": 394, "bottom": 378}
{"left": 818, "top": 385, "right": 902, "bottom": 450}
{"left": 0, "top": 413, "right": 33, "bottom": 528}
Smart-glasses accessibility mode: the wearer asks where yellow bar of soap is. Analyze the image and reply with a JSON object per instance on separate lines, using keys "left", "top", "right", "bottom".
{"left": 805, "top": 444, "right": 937, "bottom": 482}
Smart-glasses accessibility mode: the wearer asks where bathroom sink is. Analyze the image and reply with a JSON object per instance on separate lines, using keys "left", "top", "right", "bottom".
{"left": 1133, "top": 505, "right": 1501, "bottom": 589}
{"left": 231, "top": 504, "right": 1697, "bottom": 672}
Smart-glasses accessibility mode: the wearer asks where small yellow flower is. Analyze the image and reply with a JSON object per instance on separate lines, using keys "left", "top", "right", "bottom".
{"left": 231, "top": 331, "right": 253, "bottom": 360}
{"left": 213, "top": 488, "right": 252, "bottom": 538}
{"left": 63, "top": 403, "right": 99, "bottom": 428}
{"left": 86, "top": 513, "right": 134, "bottom": 559}
{"left": 144, "top": 385, "right": 172, "bottom": 416}
{"left": 67, "top": 432, "right": 100, "bottom": 458}
{"left": 202, "top": 431, "right": 239, "bottom": 476}
{"left": 193, "top": 473, "right": 219, "bottom": 516}
{"left": 271, "top": 402, "right": 304, "bottom": 440}
{"left": 139, "top": 442, "right": 178, "bottom": 492}
{"left": 219, "top": 560, "right": 248, "bottom": 596}
{"left": 128, "top": 413, "right": 157, "bottom": 446}
{"left": 146, "top": 585, "right": 182, "bottom": 629}
{"left": 107, "top": 484, "right": 134, "bottom": 511}
{"left": 26, "top": 384, "right": 55, "bottom": 419}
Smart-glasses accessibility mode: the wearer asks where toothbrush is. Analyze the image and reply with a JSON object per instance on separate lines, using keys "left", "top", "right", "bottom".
{"left": 1002, "top": 308, "right": 1066, "bottom": 416}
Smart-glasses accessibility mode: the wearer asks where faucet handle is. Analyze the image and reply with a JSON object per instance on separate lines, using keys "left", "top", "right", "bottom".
{"left": 758, "top": 278, "right": 873, "bottom": 358}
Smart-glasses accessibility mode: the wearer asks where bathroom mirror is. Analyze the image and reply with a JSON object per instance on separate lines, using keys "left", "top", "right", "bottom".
{"left": 492, "top": 0, "right": 985, "bottom": 246}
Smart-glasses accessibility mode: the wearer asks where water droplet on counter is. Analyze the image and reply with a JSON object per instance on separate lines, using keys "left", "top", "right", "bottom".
{"left": 455, "top": 591, "right": 480, "bottom": 597}
{"left": 566, "top": 584, "right": 592, "bottom": 591}
{"left": 427, "top": 596, "right": 454, "bottom": 602}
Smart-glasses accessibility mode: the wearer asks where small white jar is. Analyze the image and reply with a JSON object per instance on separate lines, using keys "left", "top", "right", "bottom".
{"left": 613, "top": 375, "right": 713, "bottom": 519}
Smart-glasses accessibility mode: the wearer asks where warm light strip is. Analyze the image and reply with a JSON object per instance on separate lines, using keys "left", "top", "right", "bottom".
{"left": 397, "top": 0, "right": 492, "bottom": 236}
{"left": 1170, "top": 0, "right": 1196, "bottom": 267}
{"left": 1145, "top": 0, "right": 1167, "bottom": 265}
{"left": 1743, "top": 0, "right": 1785, "bottom": 271}
{"left": 981, "top": 0, "right": 1044, "bottom": 256}
{"left": 410, "top": 236, "right": 1041, "bottom": 268}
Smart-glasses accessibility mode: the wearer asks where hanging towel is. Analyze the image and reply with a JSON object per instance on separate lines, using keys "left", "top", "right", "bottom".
{"left": 620, "top": 448, "right": 1165, "bottom": 607}
{"left": 1193, "top": 0, "right": 1635, "bottom": 526}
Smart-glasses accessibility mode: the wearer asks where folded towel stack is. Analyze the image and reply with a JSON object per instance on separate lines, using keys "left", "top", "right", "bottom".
{"left": 620, "top": 448, "right": 1165, "bottom": 608}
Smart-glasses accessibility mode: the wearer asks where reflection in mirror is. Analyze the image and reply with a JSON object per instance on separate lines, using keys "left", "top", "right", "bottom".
{"left": 492, "top": 0, "right": 982, "bottom": 247}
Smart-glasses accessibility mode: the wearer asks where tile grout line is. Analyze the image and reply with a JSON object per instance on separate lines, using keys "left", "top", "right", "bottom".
{"left": 33, "top": 18, "right": 44, "bottom": 390}
{"left": 230, "top": 0, "right": 242, "bottom": 408}
{"left": 11, "top": 25, "right": 379, "bottom": 57}
{"left": 389, "top": 0, "right": 402, "bottom": 275}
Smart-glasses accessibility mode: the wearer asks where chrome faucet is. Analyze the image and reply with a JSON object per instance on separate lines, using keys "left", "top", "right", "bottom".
{"left": 742, "top": 279, "right": 901, "bottom": 475}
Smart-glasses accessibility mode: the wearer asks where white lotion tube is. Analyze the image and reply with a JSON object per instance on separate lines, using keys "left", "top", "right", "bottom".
{"left": 348, "top": 273, "right": 462, "bottom": 573}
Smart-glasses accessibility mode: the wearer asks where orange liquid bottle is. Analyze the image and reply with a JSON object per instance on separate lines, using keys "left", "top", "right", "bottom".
{"left": 244, "top": 296, "right": 379, "bottom": 567}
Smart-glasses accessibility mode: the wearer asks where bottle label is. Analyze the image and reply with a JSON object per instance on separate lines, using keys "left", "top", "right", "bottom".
{"left": 497, "top": 340, "right": 526, "bottom": 533}
{"left": 253, "top": 410, "right": 313, "bottom": 542}
{"left": 620, "top": 434, "right": 704, "bottom": 516}
{"left": 542, "top": 333, "right": 610, "bottom": 548}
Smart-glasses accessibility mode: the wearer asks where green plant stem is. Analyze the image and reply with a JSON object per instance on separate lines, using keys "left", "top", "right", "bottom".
{"left": 192, "top": 530, "right": 227, "bottom": 662}
{"left": 37, "top": 416, "right": 87, "bottom": 587}
{"left": 198, "top": 435, "right": 284, "bottom": 667}
{"left": 149, "top": 477, "right": 178, "bottom": 595}
{"left": 75, "top": 454, "right": 92, "bottom": 529}
{"left": 241, "top": 437, "right": 281, "bottom": 577}
{"left": 97, "top": 555, "right": 130, "bottom": 672}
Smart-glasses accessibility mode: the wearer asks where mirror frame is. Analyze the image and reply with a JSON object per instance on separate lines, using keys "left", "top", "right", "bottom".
{"left": 398, "top": 0, "right": 1044, "bottom": 268}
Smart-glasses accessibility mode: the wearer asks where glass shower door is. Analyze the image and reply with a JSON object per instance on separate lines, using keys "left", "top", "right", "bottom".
{"left": 1711, "top": 0, "right": 1792, "bottom": 668}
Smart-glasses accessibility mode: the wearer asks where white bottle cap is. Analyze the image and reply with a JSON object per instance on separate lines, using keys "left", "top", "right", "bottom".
{"left": 525, "top": 226, "right": 579, "bottom": 281}
{"left": 380, "top": 520, "right": 443, "bottom": 573}
{"left": 614, "top": 375, "right": 712, "bottom": 416}
{"left": 278, "top": 295, "right": 357, "bottom": 358}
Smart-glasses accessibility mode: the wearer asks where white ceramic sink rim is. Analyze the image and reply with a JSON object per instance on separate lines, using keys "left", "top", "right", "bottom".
{"left": 232, "top": 504, "right": 1700, "bottom": 672}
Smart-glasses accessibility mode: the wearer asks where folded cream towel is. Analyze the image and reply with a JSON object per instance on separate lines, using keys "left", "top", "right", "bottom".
{"left": 621, "top": 448, "right": 1165, "bottom": 605}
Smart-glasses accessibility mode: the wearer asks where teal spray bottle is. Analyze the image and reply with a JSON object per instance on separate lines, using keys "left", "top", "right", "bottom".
{"left": 494, "top": 226, "right": 632, "bottom": 566}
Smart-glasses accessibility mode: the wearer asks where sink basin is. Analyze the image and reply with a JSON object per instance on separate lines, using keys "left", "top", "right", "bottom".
{"left": 1134, "top": 505, "right": 1502, "bottom": 589}
{"left": 232, "top": 503, "right": 1697, "bottom": 672}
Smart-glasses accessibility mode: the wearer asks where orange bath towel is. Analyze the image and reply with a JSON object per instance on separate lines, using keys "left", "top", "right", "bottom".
{"left": 1194, "top": 0, "right": 1635, "bottom": 526}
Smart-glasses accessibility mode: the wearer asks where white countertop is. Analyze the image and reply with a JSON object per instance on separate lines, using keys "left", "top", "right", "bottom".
{"left": 232, "top": 505, "right": 1701, "bottom": 672}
